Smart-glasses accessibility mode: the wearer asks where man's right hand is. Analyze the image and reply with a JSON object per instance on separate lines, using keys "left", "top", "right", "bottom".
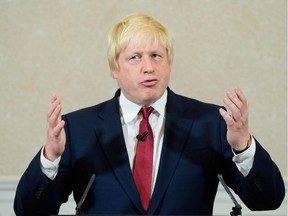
{"left": 44, "top": 95, "right": 66, "bottom": 162}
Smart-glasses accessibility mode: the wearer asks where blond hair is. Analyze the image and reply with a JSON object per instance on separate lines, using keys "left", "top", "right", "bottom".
{"left": 107, "top": 13, "right": 173, "bottom": 72}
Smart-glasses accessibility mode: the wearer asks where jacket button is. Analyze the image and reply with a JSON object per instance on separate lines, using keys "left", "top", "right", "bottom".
{"left": 254, "top": 179, "right": 263, "bottom": 191}
{"left": 35, "top": 185, "right": 44, "bottom": 199}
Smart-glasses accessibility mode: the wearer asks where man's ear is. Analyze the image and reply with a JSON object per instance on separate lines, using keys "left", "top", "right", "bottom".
{"left": 111, "top": 70, "right": 119, "bottom": 79}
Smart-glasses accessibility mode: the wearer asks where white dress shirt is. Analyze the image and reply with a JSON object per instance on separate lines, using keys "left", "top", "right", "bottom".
{"left": 119, "top": 90, "right": 167, "bottom": 190}
{"left": 41, "top": 90, "right": 256, "bottom": 183}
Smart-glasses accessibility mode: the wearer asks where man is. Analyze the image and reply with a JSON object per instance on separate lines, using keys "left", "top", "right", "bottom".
{"left": 14, "top": 13, "right": 285, "bottom": 216}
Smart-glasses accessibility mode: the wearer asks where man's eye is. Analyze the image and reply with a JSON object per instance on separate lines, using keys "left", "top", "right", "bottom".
{"left": 130, "top": 55, "right": 140, "bottom": 60}
{"left": 128, "top": 55, "right": 141, "bottom": 64}
{"left": 151, "top": 53, "right": 163, "bottom": 62}
{"left": 151, "top": 54, "right": 160, "bottom": 58}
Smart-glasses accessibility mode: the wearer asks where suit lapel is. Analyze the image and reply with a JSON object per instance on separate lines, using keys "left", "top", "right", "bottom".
{"left": 95, "top": 92, "right": 144, "bottom": 212}
{"left": 94, "top": 89, "right": 195, "bottom": 214}
{"left": 148, "top": 89, "right": 195, "bottom": 214}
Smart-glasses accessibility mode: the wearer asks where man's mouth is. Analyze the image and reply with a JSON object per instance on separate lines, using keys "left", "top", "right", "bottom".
{"left": 141, "top": 79, "right": 158, "bottom": 87}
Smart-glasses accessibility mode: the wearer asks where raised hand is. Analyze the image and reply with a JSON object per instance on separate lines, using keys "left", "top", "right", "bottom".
{"left": 43, "top": 96, "right": 66, "bottom": 161}
{"left": 219, "top": 87, "right": 251, "bottom": 151}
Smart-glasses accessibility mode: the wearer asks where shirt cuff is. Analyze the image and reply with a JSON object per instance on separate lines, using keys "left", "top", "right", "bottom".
{"left": 232, "top": 136, "right": 256, "bottom": 177}
{"left": 40, "top": 146, "right": 61, "bottom": 180}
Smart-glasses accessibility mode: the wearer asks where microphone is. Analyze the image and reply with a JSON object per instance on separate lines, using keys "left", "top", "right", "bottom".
{"left": 136, "top": 131, "right": 149, "bottom": 141}
{"left": 75, "top": 174, "right": 96, "bottom": 215}
{"left": 217, "top": 174, "right": 242, "bottom": 216}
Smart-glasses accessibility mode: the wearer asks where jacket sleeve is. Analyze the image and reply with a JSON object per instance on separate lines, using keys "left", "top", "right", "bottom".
{"left": 220, "top": 115, "right": 285, "bottom": 211}
{"left": 240, "top": 140, "right": 285, "bottom": 210}
{"left": 14, "top": 150, "right": 73, "bottom": 216}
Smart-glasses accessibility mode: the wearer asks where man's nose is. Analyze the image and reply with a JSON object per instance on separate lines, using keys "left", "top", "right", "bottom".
{"left": 142, "top": 56, "right": 154, "bottom": 73}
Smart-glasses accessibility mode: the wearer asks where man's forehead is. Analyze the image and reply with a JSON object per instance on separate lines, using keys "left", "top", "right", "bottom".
{"left": 125, "top": 36, "right": 165, "bottom": 51}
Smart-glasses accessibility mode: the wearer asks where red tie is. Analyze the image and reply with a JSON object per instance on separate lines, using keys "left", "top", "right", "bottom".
{"left": 133, "top": 107, "right": 154, "bottom": 212}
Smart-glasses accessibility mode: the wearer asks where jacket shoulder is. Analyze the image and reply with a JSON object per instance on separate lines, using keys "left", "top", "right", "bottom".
{"left": 167, "top": 90, "right": 223, "bottom": 116}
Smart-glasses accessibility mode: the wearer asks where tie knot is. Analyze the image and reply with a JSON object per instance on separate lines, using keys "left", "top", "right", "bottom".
{"left": 141, "top": 107, "right": 154, "bottom": 118}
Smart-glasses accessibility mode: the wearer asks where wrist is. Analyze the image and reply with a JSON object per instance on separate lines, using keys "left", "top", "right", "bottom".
{"left": 233, "top": 134, "right": 252, "bottom": 154}
{"left": 43, "top": 145, "right": 60, "bottom": 162}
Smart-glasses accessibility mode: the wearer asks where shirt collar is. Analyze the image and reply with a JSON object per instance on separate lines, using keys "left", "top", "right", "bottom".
{"left": 119, "top": 90, "right": 167, "bottom": 124}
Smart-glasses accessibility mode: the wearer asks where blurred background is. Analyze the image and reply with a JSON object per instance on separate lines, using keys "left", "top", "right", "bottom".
{"left": 0, "top": 0, "right": 286, "bottom": 215}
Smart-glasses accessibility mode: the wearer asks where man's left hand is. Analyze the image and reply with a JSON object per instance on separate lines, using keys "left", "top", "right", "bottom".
{"left": 219, "top": 87, "right": 251, "bottom": 151}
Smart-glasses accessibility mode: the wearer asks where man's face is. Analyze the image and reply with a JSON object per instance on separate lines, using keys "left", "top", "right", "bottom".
{"left": 112, "top": 37, "right": 171, "bottom": 106}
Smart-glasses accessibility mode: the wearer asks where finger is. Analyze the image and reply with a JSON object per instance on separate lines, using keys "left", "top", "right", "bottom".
{"left": 234, "top": 87, "right": 247, "bottom": 103}
{"left": 47, "top": 96, "right": 60, "bottom": 119}
{"left": 226, "top": 91, "right": 243, "bottom": 111}
{"left": 223, "top": 96, "right": 241, "bottom": 120}
{"left": 47, "top": 102, "right": 62, "bottom": 129}
{"left": 53, "top": 120, "right": 65, "bottom": 136}
{"left": 46, "top": 96, "right": 65, "bottom": 140}
{"left": 234, "top": 87, "right": 249, "bottom": 116}
{"left": 219, "top": 108, "right": 234, "bottom": 126}
{"left": 225, "top": 87, "right": 249, "bottom": 118}
{"left": 227, "top": 87, "right": 249, "bottom": 111}
{"left": 51, "top": 95, "right": 57, "bottom": 103}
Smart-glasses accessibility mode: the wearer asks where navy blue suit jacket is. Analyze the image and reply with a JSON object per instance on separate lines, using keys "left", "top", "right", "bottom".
{"left": 14, "top": 88, "right": 285, "bottom": 216}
